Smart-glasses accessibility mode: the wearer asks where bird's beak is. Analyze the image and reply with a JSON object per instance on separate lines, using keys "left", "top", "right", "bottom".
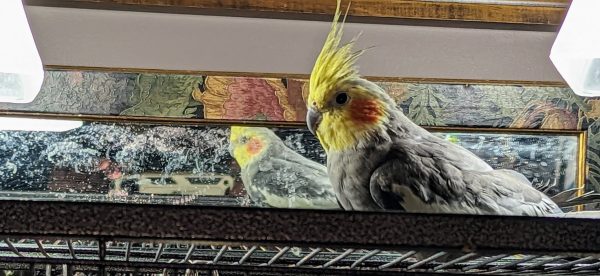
{"left": 306, "top": 107, "right": 323, "bottom": 136}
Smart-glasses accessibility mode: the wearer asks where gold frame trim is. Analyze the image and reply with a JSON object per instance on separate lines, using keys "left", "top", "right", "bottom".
{"left": 577, "top": 131, "right": 588, "bottom": 210}
{"left": 0, "top": 111, "right": 586, "bottom": 134}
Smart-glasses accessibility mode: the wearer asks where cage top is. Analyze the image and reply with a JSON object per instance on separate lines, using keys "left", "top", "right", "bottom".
{"left": 0, "top": 200, "right": 599, "bottom": 275}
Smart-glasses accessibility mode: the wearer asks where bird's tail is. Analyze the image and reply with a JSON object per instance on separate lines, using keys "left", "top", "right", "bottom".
{"left": 551, "top": 188, "right": 600, "bottom": 208}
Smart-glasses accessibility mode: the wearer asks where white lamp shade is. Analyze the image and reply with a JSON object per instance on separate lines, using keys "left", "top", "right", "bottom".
{"left": 0, "top": 0, "right": 44, "bottom": 103}
{"left": 550, "top": 0, "right": 600, "bottom": 97}
{"left": 0, "top": 117, "right": 82, "bottom": 132}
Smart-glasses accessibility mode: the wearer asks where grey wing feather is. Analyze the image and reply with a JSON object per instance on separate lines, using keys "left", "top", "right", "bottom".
{"left": 250, "top": 146, "right": 339, "bottom": 209}
{"left": 461, "top": 169, "right": 563, "bottom": 216}
{"left": 425, "top": 133, "right": 562, "bottom": 215}
{"left": 413, "top": 136, "right": 595, "bottom": 212}
{"left": 369, "top": 150, "right": 561, "bottom": 216}
{"left": 413, "top": 135, "right": 493, "bottom": 172}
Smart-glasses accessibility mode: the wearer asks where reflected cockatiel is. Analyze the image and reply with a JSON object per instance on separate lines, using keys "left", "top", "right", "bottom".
{"left": 229, "top": 126, "right": 340, "bottom": 209}
{"left": 304, "top": 0, "right": 568, "bottom": 216}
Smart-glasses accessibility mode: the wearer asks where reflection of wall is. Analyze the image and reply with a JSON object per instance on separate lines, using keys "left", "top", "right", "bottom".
{"left": 49, "top": 169, "right": 109, "bottom": 193}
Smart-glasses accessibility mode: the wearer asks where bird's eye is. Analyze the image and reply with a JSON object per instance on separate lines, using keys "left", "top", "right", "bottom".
{"left": 335, "top": 92, "right": 349, "bottom": 105}
{"left": 239, "top": 136, "right": 249, "bottom": 144}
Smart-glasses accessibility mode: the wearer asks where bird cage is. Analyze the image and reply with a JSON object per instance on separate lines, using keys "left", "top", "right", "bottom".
{"left": 0, "top": 64, "right": 596, "bottom": 275}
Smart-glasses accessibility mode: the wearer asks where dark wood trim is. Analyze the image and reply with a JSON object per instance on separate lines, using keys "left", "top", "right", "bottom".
{"left": 25, "top": 0, "right": 569, "bottom": 27}
{"left": 0, "top": 111, "right": 585, "bottom": 135}
{"left": 44, "top": 65, "right": 569, "bottom": 87}
{"left": 0, "top": 111, "right": 308, "bottom": 128}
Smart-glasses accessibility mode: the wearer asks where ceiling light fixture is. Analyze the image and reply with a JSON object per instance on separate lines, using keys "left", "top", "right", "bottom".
{"left": 0, "top": 117, "right": 83, "bottom": 132}
{"left": 0, "top": 0, "right": 44, "bottom": 103}
{"left": 550, "top": 1, "right": 600, "bottom": 97}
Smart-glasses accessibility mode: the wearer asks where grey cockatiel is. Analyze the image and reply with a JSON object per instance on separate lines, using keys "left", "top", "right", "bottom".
{"left": 229, "top": 126, "right": 340, "bottom": 209}
{"left": 304, "top": 0, "right": 595, "bottom": 217}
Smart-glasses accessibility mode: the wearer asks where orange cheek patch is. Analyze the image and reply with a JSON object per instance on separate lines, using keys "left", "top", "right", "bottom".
{"left": 349, "top": 99, "right": 383, "bottom": 124}
{"left": 246, "top": 138, "right": 263, "bottom": 155}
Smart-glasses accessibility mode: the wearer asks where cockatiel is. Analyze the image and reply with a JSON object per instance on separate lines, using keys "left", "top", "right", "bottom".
{"left": 229, "top": 126, "right": 340, "bottom": 209}
{"left": 304, "top": 0, "right": 577, "bottom": 216}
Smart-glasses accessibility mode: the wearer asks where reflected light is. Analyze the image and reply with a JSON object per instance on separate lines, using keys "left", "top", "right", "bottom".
{"left": 550, "top": 0, "right": 600, "bottom": 97}
{"left": 0, "top": 117, "right": 83, "bottom": 132}
{"left": 0, "top": 0, "right": 44, "bottom": 103}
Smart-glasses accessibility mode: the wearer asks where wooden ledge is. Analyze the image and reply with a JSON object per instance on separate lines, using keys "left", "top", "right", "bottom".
{"left": 25, "top": 0, "right": 569, "bottom": 27}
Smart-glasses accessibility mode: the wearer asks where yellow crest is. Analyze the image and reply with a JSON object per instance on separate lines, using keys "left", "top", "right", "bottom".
{"left": 308, "top": 0, "right": 364, "bottom": 106}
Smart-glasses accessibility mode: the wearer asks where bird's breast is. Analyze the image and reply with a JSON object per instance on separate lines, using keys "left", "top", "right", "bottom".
{"left": 327, "top": 149, "right": 388, "bottom": 211}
